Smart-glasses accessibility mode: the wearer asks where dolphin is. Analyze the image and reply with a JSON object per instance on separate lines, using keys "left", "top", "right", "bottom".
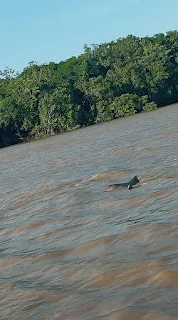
{"left": 107, "top": 175, "right": 140, "bottom": 191}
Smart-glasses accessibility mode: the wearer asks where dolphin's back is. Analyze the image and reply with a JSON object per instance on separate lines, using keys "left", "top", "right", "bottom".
{"left": 107, "top": 175, "right": 139, "bottom": 191}
{"left": 128, "top": 175, "right": 139, "bottom": 186}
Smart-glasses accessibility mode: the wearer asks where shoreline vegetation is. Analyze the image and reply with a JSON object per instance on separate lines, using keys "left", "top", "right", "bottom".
{"left": 1, "top": 31, "right": 178, "bottom": 148}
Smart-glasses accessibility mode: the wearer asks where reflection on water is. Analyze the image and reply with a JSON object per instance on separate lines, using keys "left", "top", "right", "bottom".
{"left": 0, "top": 105, "right": 178, "bottom": 320}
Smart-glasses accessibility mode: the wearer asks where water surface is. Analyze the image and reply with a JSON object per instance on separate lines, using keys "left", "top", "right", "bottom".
{"left": 0, "top": 105, "right": 178, "bottom": 320}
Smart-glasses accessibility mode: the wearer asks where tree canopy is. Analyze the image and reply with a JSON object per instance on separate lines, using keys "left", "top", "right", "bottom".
{"left": 1, "top": 31, "right": 178, "bottom": 147}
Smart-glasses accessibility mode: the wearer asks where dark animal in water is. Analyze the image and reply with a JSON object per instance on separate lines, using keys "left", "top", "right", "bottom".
{"left": 107, "top": 175, "right": 139, "bottom": 191}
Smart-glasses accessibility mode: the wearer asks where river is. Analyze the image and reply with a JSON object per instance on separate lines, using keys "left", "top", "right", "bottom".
{"left": 0, "top": 104, "right": 178, "bottom": 320}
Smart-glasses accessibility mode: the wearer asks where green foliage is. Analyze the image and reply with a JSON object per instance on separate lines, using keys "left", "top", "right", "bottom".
{"left": 1, "top": 30, "right": 178, "bottom": 147}
{"left": 108, "top": 94, "right": 141, "bottom": 118}
{"left": 142, "top": 102, "right": 157, "bottom": 112}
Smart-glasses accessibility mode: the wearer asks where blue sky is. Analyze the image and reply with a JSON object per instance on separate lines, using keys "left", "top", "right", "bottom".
{"left": 1, "top": 0, "right": 178, "bottom": 72}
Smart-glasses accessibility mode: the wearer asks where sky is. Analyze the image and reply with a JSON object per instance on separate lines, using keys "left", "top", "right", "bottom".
{"left": 1, "top": 0, "right": 178, "bottom": 72}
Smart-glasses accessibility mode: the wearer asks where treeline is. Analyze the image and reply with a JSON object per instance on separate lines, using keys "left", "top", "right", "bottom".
{"left": 1, "top": 31, "right": 178, "bottom": 147}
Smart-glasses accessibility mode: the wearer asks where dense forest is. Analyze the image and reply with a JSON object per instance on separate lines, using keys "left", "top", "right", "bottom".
{"left": 1, "top": 31, "right": 178, "bottom": 148}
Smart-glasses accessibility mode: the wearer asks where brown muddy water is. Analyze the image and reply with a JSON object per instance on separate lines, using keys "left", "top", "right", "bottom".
{"left": 0, "top": 105, "right": 178, "bottom": 320}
